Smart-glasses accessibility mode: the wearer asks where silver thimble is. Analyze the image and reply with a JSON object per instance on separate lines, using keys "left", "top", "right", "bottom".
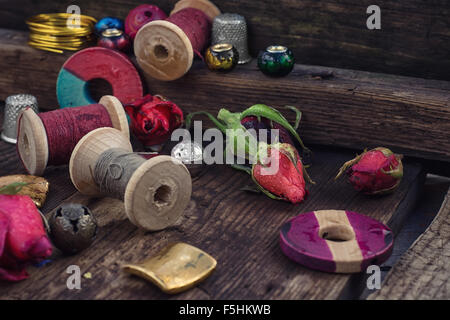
{"left": 212, "top": 13, "right": 252, "bottom": 64}
{"left": 1, "top": 94, "right": 38, "bottom": 144}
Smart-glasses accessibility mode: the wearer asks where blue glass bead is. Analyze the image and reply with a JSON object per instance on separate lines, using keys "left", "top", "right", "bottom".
{"left": 95, "top": 17, "right": 124, "bottom": 36}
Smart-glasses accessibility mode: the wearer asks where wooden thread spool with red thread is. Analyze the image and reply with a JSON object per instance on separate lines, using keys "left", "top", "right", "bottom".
{"left": 69, "top": 127, "right": 192, "bottom": 231}
{"left": 134, "top": 0, "right": 221, "bottom": 81}
{"left": 17, "top": 95, "right": 129, "bottom": 176}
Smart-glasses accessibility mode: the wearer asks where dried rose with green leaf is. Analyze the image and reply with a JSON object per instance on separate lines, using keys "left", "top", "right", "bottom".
{"left": 186, "top": 104, "right": 313, "bottom": 204}
{"left": 335, "top": 147, "right": 403, "bottom": 195}
{"left": 251, "top": 142, "right": 310, "bottom": 203}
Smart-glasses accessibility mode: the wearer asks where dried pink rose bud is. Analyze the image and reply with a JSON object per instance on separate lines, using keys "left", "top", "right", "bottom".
{"left": 252, "top": 143, "right": 308, "bottom": 204}
{"left": 0, "top": 194, "right": 52, "bottom": 281}
{"left": 335, "top": 147, "right": 403, "bottom": 195}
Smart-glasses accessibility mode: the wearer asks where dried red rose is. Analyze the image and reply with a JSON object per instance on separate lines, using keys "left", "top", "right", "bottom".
{"left": 185, "top": 104, "right": 313, "bottom": 203}
{"left": 335, "top": 147, "right": 403, "bottom": 195}
{"left": 0, "top": 194, "right": 52, "bottom": 281}
{"left": 252, "top": 143, "right": 310, "bottom": 204}
{"left": 124, "top": 94, "right": 184, "bottom": 150}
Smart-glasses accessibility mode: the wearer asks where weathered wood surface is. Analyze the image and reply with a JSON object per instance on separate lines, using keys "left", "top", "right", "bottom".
{"left": 1, "top": 28, "right": 449, "bottom": 165}
{"left": 0, "top": 114, "right": 424, "bottom": 298}
{"left": 0, "top": 0, "right": 449, "bottom": 80}
{"left": 146, "top": 61, "right": 450, "bottom": 165}
{"left": 369, "top": 188, "right": 450, "bottom": 300}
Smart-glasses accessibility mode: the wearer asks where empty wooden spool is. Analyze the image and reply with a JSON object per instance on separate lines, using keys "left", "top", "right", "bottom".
{"left": 17, "top": 95, "right": 129, "bottom": 176}
{"left": 134, "top": 0, "right": 221, "bottom": 81}
{"left": 69, "top": 127, "right": 192, "bottom": 231}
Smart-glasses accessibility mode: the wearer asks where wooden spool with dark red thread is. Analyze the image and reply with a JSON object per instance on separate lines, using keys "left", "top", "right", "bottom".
{"left": 134, "top": 0, "right": 221, "bottom": 81}
{"left": 16, "top": 95, "right": 129, "bottom": 176}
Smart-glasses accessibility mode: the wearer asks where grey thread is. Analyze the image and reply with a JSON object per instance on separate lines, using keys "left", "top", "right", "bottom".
{"left": 93, "top": 148, "right": 146, "bottom": 200}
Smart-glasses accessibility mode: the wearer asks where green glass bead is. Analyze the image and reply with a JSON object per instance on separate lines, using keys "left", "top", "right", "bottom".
{"left": 257, "top": 45, "right": 295, "bottom": 77}
{"left": 205, "top": 43, "right": 239, "bottom": 72}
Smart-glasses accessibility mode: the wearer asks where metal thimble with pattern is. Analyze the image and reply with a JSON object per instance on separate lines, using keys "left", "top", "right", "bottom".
{"left": 2, "top": 94, "right": 38, "bottom": 144}
{"left": 212, "top": 13, "right": 252, "bottom": 64}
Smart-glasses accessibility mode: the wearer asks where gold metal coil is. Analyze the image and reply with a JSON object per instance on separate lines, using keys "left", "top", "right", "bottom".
{"left": 26, "top": 13, "right": 97, "bottom": 54}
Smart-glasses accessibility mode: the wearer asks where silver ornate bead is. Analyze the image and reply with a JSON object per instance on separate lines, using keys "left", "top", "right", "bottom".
{"left": 171, "top": 141, "right": 203, "bottom": 164}
{"left": 49, "top": 203, "right": 98, "bottom": 255}
{"left": 2, "top": 94, "right": 38, "bottom": 144}
{"left": 212, "top": 13, "right": 252, "bottom": 64}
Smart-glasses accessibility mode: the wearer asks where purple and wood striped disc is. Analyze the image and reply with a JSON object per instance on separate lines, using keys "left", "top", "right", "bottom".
{"left": 280, "top": 210, "right": 393, "bottom": 273}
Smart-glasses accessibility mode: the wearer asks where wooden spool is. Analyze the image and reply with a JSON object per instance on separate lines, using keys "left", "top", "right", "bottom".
{"left": 69, "top": 127, "right": 192, "bottom": 231}
{"left": 134, "top": 0, "right": 220, "bottom": 81}
{"left": 280, "top": 210, "right": 394, "bottom": 273}
{"left": 17, "top": 95, "right": 129, "bottom": 176}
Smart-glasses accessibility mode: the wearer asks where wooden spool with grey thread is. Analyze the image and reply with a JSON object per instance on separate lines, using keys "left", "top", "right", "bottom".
{"left": 69, "top": 127, "right": 192, "bottom": 231}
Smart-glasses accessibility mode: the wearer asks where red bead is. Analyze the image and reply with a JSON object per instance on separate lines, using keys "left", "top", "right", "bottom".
{"left": 125, "top": 4, "right": 167, "bottom": 40}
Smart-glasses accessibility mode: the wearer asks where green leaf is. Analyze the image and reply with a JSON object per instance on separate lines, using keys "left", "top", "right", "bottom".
{"left": 230, "top": 164, "right": 252, "bottom": 175}
{"left": 185, "top": 111, "right": 227, "bottom": 133}
{"left": 0, "top": 182, "right": 28, "bottom": 195}
{"left": 284, "top": 105, "right": 302, "bottom": 130}
{"left": 241, "top": 104, "right": 310, "bottom": 153}
{"left": 240, "top": 185, "right": 261, "bottom": 193}
{"left": 219, "top": 108, "right": 260, "bottom": 160}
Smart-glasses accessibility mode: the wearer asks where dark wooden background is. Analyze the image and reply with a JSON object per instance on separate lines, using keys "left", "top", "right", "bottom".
{"left": 0, "top": 0, "right": 449, "bottom": 300}
{"left": 0, "top": 0, "right": 449, "bottom": 80}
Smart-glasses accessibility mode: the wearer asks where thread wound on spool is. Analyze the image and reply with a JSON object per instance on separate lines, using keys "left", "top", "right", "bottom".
{"left": 166, "top": 8, "right": 211, "bottom": 58}
{"left": 93, "top": 148, "right": 146, "bottom": 200}
{"left": 39, "top": 104, "right": 113, "bottom": 165}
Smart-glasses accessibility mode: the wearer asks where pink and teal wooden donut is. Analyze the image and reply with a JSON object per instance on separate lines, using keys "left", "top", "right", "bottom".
{"left": 280, "top": 210, "right": 393, "bottom": 273}
{"left": 57, "top": 47, "right": 143, "bottom": 108}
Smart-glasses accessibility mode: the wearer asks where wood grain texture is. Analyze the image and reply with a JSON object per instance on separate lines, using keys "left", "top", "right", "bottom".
{"left": 0, "top": 28, "right": 449, "bottom": 164}
{"left": 369, "top": 188, "right": 450, "bottom": 300}
{"left": 0, "top": 140, "right": 424, "bottom": 299}
{"left": 0, "top": 0, "right": 449, "bottom": 80}
{"left": 146, "top": 61, "right": 450, "bottom": 164}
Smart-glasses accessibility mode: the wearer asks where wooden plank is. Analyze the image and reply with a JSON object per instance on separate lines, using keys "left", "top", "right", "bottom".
{"left": 0, "top": 0, "right": 449, "bottom": 80}
{"left": 0, "top": 29, "right": 70, "bottom": 110}
{"left": 368, "top": 188, "right": 450, "bottom": 300}
{"left": 0, "top": 28, "right": 449, "bottom": 164}
{"left": 0, "top": 144, "right": 424, "bottom": 299}
{"left": 145, "top": 62, "right": 450, "bottom": 164}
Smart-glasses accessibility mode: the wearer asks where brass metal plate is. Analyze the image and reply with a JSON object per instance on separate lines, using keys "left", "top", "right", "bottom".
{"left": 122, "top": 242, "right": 217, "bottom": 294}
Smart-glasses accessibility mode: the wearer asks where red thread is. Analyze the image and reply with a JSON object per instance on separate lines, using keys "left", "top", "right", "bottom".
{"left": 39, "top": 104, "right": 113, "bottom": 165}
{"left": 167, "top": 8, "right": 211, "bottom": 58}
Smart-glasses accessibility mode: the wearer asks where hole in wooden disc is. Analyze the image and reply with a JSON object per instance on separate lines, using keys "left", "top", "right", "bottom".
{"left": 154, "top": 185, "right": 171, "bottom": 206}
{"left": 154, "top": 44, "right": 169, "bottom": 60}
{"left": 319, "top": 224, "right": 354, "bottom": 242}
{"left": 86, "top": 78, "right": 113, "bottom": 102}
{"left": 145, "top": 11, "right": 153, "bottom": 17}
